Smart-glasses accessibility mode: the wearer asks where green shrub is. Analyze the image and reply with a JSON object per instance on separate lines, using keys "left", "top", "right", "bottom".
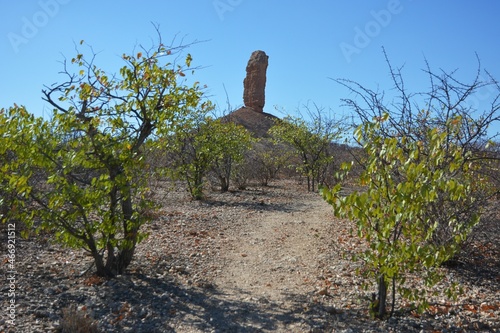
{"left": 324, "top": 114, "right": 484, "bottom": 318}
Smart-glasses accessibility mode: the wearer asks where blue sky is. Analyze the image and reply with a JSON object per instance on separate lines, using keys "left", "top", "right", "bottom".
{"left": 2, "top": 1, "right": 500, "bottom": 131}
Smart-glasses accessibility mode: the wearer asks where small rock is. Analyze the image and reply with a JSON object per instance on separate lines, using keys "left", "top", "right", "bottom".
{"left": 317, "top": 287, "right": 329, "bottom": 296}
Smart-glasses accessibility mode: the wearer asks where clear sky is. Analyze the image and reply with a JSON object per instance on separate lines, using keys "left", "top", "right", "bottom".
{"left": 2, "top": 1, "right": 500, "bottom": 130}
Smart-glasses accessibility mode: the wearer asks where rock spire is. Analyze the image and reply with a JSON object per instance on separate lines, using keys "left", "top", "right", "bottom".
{"left": 243, "top": 50, "right": 268, "bottom": 112}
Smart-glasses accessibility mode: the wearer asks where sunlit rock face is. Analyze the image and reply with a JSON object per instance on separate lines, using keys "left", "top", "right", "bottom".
{"left": 243, "top": 50, "right": 268, "bottom": 113}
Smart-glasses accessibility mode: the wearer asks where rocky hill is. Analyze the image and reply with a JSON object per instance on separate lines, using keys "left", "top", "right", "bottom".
{"left": 223, "top": 50, "right": 278, "bottom": 138}
{"left": 224, "top": 107, "right": 278, "bottom": 138}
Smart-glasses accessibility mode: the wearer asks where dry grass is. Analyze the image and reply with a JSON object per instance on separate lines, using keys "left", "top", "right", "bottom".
{"left": 60, "top": 305, "right": 99, "bottom": 333}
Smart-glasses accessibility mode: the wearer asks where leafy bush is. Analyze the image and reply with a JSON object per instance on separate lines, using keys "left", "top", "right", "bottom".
{"left": 1, "top": 33, "right": 207, "bottom": 277}
{"left": 168, "top": 115, "right": 253, "bottom": 199}
{"left": 209, "top": 120, "right": 255, "bottom": 192}
{"left": 324, "top": 114, "right": 485, "bottom": 318}
{"left": 270, "top": 104, "right": 345, "bottom": 191}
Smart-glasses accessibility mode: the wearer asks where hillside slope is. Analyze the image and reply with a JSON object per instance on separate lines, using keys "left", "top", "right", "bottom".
{"left": 223, "top": 107, "right": 278, "bottom": 138}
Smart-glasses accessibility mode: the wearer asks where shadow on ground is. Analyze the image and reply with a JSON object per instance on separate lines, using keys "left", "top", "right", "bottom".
{"left": 83, "top": 272, "right": 340, "bottom": 332}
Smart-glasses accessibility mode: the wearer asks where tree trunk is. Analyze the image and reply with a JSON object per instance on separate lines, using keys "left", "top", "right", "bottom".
{"left": 93, "top": 183, "right": 139, "bottom": 277}
{"left": 94, "top": 254, "right": 113, "bottom": 277}
{"left": 390, "top": 276, "right": 396, "bottom": 318}
{"left": 114, "top": 185, "right": 138, "bottom": 273}
{"left": 214, "top": 157, "right": 232, "bottom": 192}
{"left": 220, "top": 177, "right": 229, "bottom": 192}
{"left": 218, "top": 172, "right": 229, "bottom": 192}
{"left": 377, "top": 274, "right": 388, "bottom": 319}
{"left": 89, "top": 240, "right": 115, "bottom": 277}
{"left": 104, "top": 240, "right": 116, "bottom": 275}
{"left": 113, "top": 246, "right": 135, "bottom": 275}
{"left": 192, "top": 170, "right": 204, "bottom": 200}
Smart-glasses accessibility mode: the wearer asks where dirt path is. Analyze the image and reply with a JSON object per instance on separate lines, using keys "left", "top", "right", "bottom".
{"left": 216, "top": 193, "right": 331, "bottom": 297}
{"left": 205, "top": 191, "right": 337, "bottom": 332}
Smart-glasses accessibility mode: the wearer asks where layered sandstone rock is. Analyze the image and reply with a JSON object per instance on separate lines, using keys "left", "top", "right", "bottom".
{"left": 243, "top": 50, "right": 268, "bottom": 113}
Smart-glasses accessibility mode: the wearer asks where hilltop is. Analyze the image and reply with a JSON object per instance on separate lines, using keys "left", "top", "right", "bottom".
{"left": 223, "top": 107, "right": 278, "bottom": 138}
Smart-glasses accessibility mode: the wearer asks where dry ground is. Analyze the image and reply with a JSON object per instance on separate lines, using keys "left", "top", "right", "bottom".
{"left": 1, "top": 179, "right": 499, "bottom": 332}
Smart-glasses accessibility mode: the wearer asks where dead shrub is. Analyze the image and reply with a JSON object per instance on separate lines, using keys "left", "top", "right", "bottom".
{"left": 60, "top": 305, "right": 99, "bottom": 333}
